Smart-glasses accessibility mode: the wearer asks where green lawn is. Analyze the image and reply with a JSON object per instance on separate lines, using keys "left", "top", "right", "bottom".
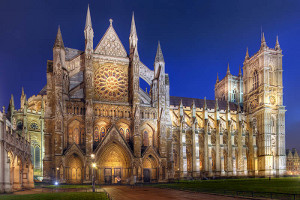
{"left": 1, "top": 192, "right": 109, "bottom": 200}
{"left": 151, "top": 177, "right": 300, "bottom": 198}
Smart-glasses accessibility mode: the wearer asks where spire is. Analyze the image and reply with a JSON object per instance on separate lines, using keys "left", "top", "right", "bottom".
{"left": 10, "top": 94, "right": 15, "bottom": 108}
{"left": 245, "top": 47, "right": 250, "bottom": 60}
{"left": 129, "top": 12, "right": 138, "bottom": 49}
{"left": 238, "top": 65, "right": 242, "bottom": 76}
{"left": 260, "top": 32, "right": 267, "bottom": 49}
{"left": 155, "top": 41, "right": 164, "bottom": 63}
{"left": 21, "top": 87, "right": 24, "bottom": 97}
{"left": 275, "top": 35, "right": 281, "bottom": 51}
{"left": 53, "top": 26, "right": 64, "bottom": 49}
{"left": 85, "top": 4, "right": 92, "bottom": 29}
{"left": 216, "top": 73, "right": 219, "bottom": 83}
{"left": 226, "top": 63, "right": 231, "bottom": 75}
{"left": 130, "top": 12, "right": 137, "bottom": 38}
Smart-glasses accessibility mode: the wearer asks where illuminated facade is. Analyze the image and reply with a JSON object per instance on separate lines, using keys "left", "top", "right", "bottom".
{"left": 0, "top": 108, "right": 34, "bottom": 193}
{"left": 6, "top": 6, "right": 286, "bottom": 184}
{"left": 286, "top": 149, "right": 300, "bottom": 175}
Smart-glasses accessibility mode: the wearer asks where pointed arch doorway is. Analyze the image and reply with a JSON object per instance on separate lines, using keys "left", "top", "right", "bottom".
{"left": 96, "top": 142, "right": 132, "bottom": 184}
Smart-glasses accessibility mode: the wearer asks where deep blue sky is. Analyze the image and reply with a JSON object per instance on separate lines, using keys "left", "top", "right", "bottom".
{"left": 0, "top": 0, "right": 299, "bottom": 151}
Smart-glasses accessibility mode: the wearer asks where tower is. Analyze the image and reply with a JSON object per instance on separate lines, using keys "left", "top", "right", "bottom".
{"left": 215, "top": 63, "right": 243, "bottom": 103}
{"left": 243, "top": 33, "right": 286, "bottom": 176}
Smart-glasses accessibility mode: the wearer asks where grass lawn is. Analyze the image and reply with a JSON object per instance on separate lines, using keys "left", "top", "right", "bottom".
{"left": 151, "top": 177, "right": 300, "bottom": 198}
{"left": 1, "top": 192, "right": 109, "bottom": 200}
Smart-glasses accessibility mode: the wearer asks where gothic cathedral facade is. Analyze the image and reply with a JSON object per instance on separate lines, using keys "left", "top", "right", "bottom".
{"left": 7, "top": 6, "right": 286, "bottom": 183}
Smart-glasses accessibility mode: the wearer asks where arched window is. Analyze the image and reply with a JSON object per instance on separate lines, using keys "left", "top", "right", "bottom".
{"left": 100, "top": 127, "right": 106, "bottom": 141}
{"left": 80, "top": 128, "right": 85, "bottom": 144}
{"left": 126, "top": 129, "right": 130, "bottom": 141}
{"left": 94, "top": 127, "right": 99, "bottom": 142}
{"left": 120, "top": 128, "right": 124, "bottom": 137}
{"left": 35, "top": 146, "right": 40, "bottom": 169}
{"left": 143, "top": 131, "right": 149, "bottom": 146}
{"left": 232, "top": 90, "right": 236, "bottom": 102}
{"left": 253, "top": 70, "right": 259, "bottom": 89}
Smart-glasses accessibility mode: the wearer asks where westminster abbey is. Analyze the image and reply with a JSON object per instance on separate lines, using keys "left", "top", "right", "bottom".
{"left": 3, "top": 6, "right": 286, "bottom": 184}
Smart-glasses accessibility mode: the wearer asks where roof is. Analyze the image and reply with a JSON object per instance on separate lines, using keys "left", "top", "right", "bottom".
{"left": 170, "top": 96, "right": 240, "bottom": 111}
{"left": 38, "top": 86, "right": 47, "bottom": 96}
{"left": 65, "top": 47, "right": 83, "bottom": 61}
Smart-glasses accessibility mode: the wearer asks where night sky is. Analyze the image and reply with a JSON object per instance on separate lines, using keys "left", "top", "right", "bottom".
{"left": 0, "top": 0, "right": 299, "bottom": 151}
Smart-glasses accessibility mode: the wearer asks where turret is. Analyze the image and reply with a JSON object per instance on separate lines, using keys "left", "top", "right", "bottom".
{"left": 84, "top": 5, "right": 94, "bottom": 56}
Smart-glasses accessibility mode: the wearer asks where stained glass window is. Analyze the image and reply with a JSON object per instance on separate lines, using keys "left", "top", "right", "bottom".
{"left": 94, "top": 127, "right": 99, "bottom": 142}
{"left": 120, "top": 128, "right": 124, "bottom": 137}
{"left": 101, "top": 127, "right": 106, "bottom": 141}
{"left": 94, "top": 65, "right": 128, "bottom": 102}
{"left": 126, "top": 129, "right": 130, "bottom": 141}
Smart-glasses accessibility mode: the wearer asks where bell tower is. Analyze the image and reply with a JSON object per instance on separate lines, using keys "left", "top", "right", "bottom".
{"left": 243, "top": 33, "right": 286, "bottom": 176}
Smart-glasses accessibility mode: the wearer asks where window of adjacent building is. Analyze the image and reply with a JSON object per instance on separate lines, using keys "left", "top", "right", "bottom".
{"left": 31, "top": 140, "right": 40, "bottom": 169}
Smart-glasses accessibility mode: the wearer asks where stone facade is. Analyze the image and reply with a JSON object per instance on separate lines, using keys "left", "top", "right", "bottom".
{"left": 4, "top": 6, "right": 286, "bottom": 184}
{"left": 286, "top": 148, "right": 300, "bottom": 175}
{"left": 0, "top": 108, "right": 34, "bottom": 193}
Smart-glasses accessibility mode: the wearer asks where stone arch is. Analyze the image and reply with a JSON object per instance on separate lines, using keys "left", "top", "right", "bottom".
{"left": 142, "top": 153, "right": 159, "bottom": 182}
{"left": 67, "top": 118, "right": 85, "bottom": 146}
{"left": 66, "top": 153, "right": 84, "bottom": 184}
{"left": 96, "top": 141, "right": 132, "bottom": 184}
{"left": 141, "top": 122, "right": 155, "bottom": 147}
{"left": 13, "top": 154, "right": 22, "bottom": 190}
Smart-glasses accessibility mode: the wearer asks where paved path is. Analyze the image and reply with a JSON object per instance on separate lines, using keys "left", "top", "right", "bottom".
{"left": 103, "top": 185, "right": 246, "bottom": 200}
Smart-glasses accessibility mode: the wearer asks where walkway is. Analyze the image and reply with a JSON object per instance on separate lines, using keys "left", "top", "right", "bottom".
{"left": 103, "top": 185, "right": 248, "bottom": 200}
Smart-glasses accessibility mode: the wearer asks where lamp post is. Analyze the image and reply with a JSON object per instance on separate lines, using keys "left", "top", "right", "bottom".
{"left": 91, "top": 154, "right": 95, "bottom": 192}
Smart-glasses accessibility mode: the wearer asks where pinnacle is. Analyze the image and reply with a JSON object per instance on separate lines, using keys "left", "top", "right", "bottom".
{"left": 109, "top": 19, "right": 113, "bottom": 26}
{"left": 260, "top": 32, "right": 267, "bottom": 49}
{"left": 216, "top": 73, "right": 219, "bottom": 83}
{"left": 239, "top": 65, "right": 242, "bottom": 76}
{"left": 226, "top": 63, "right": 231, "bottom": 75}
{"left": 275, "top": 35, "right": 281, "bottom": 50}
{"left": 245, "top": 47, "right": 250, "bottom": 60}
{"left": 53, "top": 26, "right": 64, "bottom": 49}
{"left": 130, "top": 12, "right": 137, "bottom": 36}
{"left": 155, "top": 41, "right": 164, "bottom": 63}
{"left": 85, "top": 4, "right": 92, "bottom": 28}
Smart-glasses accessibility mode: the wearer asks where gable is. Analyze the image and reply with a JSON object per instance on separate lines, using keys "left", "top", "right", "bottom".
{"left": 94, "top": 24, "right": 127, "bottom": 57}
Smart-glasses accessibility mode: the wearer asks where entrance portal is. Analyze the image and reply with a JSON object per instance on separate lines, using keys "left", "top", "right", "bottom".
{"left": 97, "top": 142, "right": 131, "bottom": 184}
{"left": 104, "top": 168, "right": 112, "bottom": 184}
{"left": 143, "top": 168, "right": 150, "bottom": 182}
